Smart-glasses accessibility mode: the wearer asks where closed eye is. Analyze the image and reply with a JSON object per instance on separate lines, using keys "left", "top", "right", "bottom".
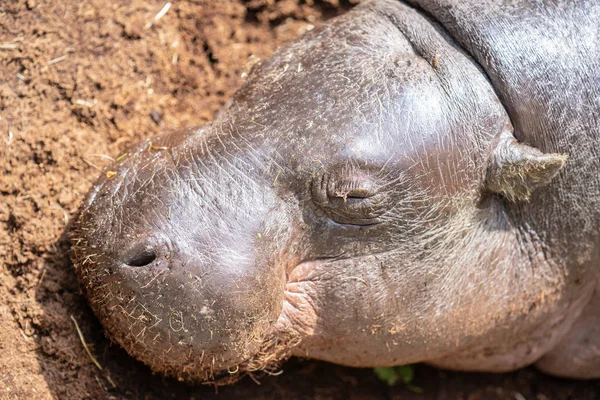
{"left": 334, "top": 187, "right": 373, "bottom": 201}
{"left": 311, "top": 171, "right": 386, "bottom": 226}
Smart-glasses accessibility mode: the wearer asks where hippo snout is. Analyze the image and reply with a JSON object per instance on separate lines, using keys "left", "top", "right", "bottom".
{"left": 72, "top": 128, "right": 295, "bottom": 382}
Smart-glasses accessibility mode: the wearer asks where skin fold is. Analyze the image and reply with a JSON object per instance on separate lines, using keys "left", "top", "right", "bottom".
{"left": 70, "top": 0, "right": 600, "bottom": 382}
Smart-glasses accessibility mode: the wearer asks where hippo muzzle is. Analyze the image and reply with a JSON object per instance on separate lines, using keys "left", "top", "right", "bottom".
{"left": 72, "top": 0, "right": 600, "bottom": 383}
{"left": 72, "top": 125, "right": 299, "bottom": 381}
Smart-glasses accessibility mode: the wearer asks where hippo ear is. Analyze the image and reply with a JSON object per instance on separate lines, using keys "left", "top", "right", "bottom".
{"left": 484, "top": 131, "right": 567, "bottom": 202}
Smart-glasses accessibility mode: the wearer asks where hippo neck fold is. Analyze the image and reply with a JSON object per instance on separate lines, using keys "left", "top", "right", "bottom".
{"left": 407, "top": 0, "right": 600, "bottom": 268}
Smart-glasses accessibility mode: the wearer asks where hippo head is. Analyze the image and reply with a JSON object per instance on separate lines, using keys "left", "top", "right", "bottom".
{"left": 71, "top": 0, "right": 567, "bottom": 382}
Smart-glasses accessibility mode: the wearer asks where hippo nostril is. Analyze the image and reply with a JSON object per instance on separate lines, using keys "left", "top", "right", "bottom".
{"left": 125, "top": 249, "right": 157, "bottom": 267}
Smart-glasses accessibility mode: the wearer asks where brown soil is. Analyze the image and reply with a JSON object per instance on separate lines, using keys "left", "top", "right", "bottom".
{"left": 0, "top": 0, "right": 598, "bottom": 398}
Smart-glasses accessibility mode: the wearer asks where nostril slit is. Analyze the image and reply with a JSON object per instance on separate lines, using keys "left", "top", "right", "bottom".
{"left": 126, "top": 250, "right": 157, "bottom": 267}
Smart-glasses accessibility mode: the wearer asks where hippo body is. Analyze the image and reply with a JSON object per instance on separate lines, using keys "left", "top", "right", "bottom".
{"left": 71, "top": 0, "right": 600, "bottom": 382}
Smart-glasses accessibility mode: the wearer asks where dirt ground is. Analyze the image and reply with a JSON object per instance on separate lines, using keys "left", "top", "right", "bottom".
{"left": 0, "top": 0, "right": 599, "bottom": 398}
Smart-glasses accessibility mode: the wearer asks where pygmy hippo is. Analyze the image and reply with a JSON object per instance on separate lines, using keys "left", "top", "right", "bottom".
{"left": 71, "top": 0, "right": 600, "bottom": 383}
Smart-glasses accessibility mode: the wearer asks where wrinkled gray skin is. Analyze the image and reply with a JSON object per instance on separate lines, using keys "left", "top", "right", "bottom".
{"left": 71, "top": 0, "right": 600, "bottom": 382}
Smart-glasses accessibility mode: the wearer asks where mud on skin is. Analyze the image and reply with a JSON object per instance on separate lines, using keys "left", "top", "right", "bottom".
{"left": 71, "top": 0, "right": 600, "bottom": 383}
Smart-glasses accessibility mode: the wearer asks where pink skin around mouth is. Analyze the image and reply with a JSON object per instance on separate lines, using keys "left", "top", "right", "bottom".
{"left": 273, "top": 260, "right": 321, "bottom": 338}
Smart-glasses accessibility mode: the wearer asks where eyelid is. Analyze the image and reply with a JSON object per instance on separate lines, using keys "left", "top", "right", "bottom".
{"left": 326, "top": 175, "right": 378, "bottom": 200}
{"left": 344, "top": 187, "right": 374, "bottom": 198}
{"left": 311, "top": 170, "right": 386, "bottom": 226}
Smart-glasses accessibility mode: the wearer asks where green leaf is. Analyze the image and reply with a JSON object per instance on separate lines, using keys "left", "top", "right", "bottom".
{"left": 374, "top": 365, "right": 422, "bottom": 392}
{"left": 395, "top": 364, "right": 414, "bottom": 384}
{"left": 373, "top": 367, "right": 400, "bottom": 386}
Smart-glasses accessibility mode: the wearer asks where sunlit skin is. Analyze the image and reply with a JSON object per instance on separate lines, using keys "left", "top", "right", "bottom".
{"left": 71, "top": 0, "right": 600, "bottom": 382}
